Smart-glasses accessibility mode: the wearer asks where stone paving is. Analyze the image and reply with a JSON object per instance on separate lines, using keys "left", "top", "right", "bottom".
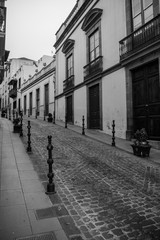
{"left": 21, "top": 118, "right": 160, "bottom": 240}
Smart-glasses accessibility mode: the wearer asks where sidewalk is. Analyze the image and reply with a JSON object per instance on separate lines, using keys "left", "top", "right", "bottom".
{"left": 0, "top": 118, "right": 68, "bottom": 240}
{"left": 54, "top": 119, "right": 160, "bottom": 166}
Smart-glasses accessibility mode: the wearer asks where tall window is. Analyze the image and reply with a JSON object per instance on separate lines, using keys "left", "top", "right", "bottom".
{"left": 67, "top": 54, "right": 73, "bottom": 78}
{"left": 89, "top": 29, "right": 100, "bottom": 62}
{"left": 132, "top": 0, "right": 153, "bottom": 30}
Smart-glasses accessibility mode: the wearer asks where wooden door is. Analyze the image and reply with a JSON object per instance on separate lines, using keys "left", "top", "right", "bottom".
{"left": 24, "top": 95, "right": 26, "bottom": 115}
{"left": 66, "top": 95, "right": 73, "bottom": 123}
{"left": 132, "top": 60, "right": 160, "bottom": 140}
{"left": 89, "top": 84, "right": 100, "bottom": 129}
{"left": 45, "top": 84, "right": 49, "bottom": 115}
{"left": 29, "top": 92, "right": 32, "bottom": 115}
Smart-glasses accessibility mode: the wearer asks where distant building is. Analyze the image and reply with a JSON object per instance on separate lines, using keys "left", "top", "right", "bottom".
{"left": 21, "top": 55, "right": 55, "bottom": 119}
{"left": 2, "top": 57, "right": 35, "bottom": 115}
{"left": 54, "top": 0, "right": 160, "bottom": 145}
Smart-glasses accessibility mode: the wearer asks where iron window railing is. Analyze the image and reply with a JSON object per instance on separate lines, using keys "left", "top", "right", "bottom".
{"left": 119, "top": 14, "right": 160, "bottom": 60}
{"left": 83, "top": 56, "right": 103, "bottom": 80}
{"left": 63, "top": 75, "right": 74, "bottom": 91}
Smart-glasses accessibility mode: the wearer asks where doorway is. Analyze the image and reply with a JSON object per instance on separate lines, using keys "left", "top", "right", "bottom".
{"left": 132, "top": 60, "right": 160, "bottom": 140}
{"left": 89, "top": 84, "right": 100, "bottom": 129}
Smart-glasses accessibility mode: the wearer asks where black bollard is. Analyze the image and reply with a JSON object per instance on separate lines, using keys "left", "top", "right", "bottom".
{"left": 13, "top": 110, "right": 15, "bottom": 122}
{"left": 112, "top": 120, "right": 115, "bottom": 147}
{"left": 9, "top": 109, "right": 11, "bottom": 120}
{"left": 65, "top": 114, "right": 67, "bottom": 128}
{"left": 53, "top": 111, "right": 55, "bottom": 124}
{"left": 46, "top": 135, "right": 55, "bottom": 195}
{"left": 19, "top": 111, "right": 23, "bottom": 137}
{"left": 82, "top": 115, "right": 85, "bottom": 135}
{"left": 27, "top": 121, "right": 32, "bottom": 152}
{"left": 35, "top": 109, "right": 37, "bottom": 119}
{"left": 44, "top": 110, "right": 46, "bottom": 121}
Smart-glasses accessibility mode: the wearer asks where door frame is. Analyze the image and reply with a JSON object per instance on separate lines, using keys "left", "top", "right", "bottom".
{"left": 87, "top": 79, "right": 102, "bottom": 130}
{"left": 126, "top": 57, "right": 160, "bottom": 140}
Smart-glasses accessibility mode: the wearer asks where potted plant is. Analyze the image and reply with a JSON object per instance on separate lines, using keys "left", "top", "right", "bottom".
{"left": 47, "top": 113, "right": 53, "bottom": 122}
{"left": 131, "top": 128, "right": 151, "bottom": 157}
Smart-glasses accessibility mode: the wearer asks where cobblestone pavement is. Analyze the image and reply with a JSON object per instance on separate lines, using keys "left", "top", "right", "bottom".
{"left": 21, "top": 118, "right": 160, "bottom": 240}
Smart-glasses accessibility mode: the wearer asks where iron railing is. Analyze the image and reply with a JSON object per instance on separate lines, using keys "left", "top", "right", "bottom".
{"left": 83, "top": 56, "right": 103, "bottom": 80}
{"left": 63, "top": 75, "right": 74, "bottom": 91}
{"left": 119, "top": 14, "right": 160, "bottom": 60}
{"left": 9, "top": 88, "right": 17, "bottom": 98}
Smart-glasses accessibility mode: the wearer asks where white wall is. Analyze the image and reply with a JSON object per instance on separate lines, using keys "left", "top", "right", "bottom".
{"left": 102, "top": 68, "right": 127, "bottom": 139}
{"left": 74, "top": 86, "right": 87, "bottom": 126}
{"left": 56, "top": 96, "right": 65, "bottom": 121}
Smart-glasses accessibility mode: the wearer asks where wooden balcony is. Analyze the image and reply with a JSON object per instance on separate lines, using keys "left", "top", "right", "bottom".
{"left": 63, "top": 75, "right": 74, "bottom": 92}
{"left": 83, "top": 56, "right": 103, "bottom": 81}
{"left": 119, "top": 15, "right": 160, "bottom": 60}
{"left": 9, "top": 88, "right": 17, "bottom": 98}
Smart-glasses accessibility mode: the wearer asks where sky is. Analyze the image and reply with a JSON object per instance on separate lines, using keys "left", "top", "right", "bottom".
{"left": 5, "top": 0, "right": 76, "bottom": 61}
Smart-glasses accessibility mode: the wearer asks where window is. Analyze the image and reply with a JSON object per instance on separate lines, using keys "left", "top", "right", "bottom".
{"left": 132, "top": 0, "right": 153, "bottom": 30}
{"left": 67, "top": 54, "right": 73, "bottom": 78}
{"left": 62, "top": 39, "right": 75, "bottom": 80}
{"left": 19, "top": 78, "right": 21, "bottom": 89}
{"left": 89, "top": 29, "right": 100, "bottom": 62}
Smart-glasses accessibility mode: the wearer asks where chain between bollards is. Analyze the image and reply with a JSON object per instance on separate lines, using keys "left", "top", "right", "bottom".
{"left": 46, "top": 135, "right": 55, "bottom": 195}
{"left": 112, "top": 120, "right": 115, "bottom": 147}
{"left": 27, "top": 120, "right": 32, "bottom": 152}
{"left": 19, "top": 111, "right": 23, "bottom": 137}
{"left": 82, "top": 115, "right": 85, "bottom": 135}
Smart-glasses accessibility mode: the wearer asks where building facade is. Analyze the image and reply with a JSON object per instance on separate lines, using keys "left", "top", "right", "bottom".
{"left": 54, "top": 0, "right": 126, "bottom": 138}
{"left": 54, "top": 0, "right": 160, "bottom": 145}
{"left": 2, "top": 57, "right": 36, "bottom": 116}
{"left": 21, "top": 56, "right": 55, "bottom": 119}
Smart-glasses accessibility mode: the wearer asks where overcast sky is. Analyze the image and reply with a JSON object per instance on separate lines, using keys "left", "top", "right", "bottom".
{"left": 5, "top": 0, "right": 76, "bottom": 61}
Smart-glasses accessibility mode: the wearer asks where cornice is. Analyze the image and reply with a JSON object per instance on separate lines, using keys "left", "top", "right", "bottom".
{"left": 54, "top": 0, "right": 95, "bottom": 49}
{"left": 21, "top": 67, "right": 55, "bottom": 92}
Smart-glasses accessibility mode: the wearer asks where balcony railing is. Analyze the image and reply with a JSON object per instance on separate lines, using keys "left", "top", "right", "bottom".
{"left": 83, "top": 56, "right": 103, "bottom": 80}
{"left": 9, "top": 88, "right": 17, "bottom": 98}
{"left": 63, "top": 75, "right": 74, "bottom": 92}
{"left": 119, "top": 15, "right": 160, "bottom": 60}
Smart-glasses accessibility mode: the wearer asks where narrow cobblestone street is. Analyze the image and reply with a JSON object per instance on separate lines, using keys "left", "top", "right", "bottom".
{"left": 21, "top": 118, "right": 160, "bottom": 240}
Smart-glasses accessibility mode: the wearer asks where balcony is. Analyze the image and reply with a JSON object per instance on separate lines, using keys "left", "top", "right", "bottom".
{"left": 83, "top": 56, "right": 103, "bottom": 81}
{"left": 63, "top": 75, "right": 74, "bottom": 92}
{"left": 119, "top": 15, "right": 160, "bottom": 61}
{"left": 9, "top": 88, "right": 17, "bottom": 98}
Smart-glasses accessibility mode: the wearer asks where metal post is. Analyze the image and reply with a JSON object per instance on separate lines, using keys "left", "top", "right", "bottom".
{"left": 82, "top": 115, "right": 85, "bottom": 135}
{"left": 53, "top": 110, "right": 55, "bottom": 124}
{"left": 112, "top": 120, "right": 115, "bottom": 147}
{"left": 9, "top": 109, "right": 11, "bottom": 120}
{"left": 35, "top": 109, "right": 37, "bottom": 119}
{"left": 28, "top": 109, "right": 30, "bottom": 117}
{"left": 44, "top": 110, "right": 46, "bottom": 121}
{"left": 27, "top": 120, "right": 32, "bottom": 152}
{"left": 46, "top": 135, "right": 55, "bottom": 194}
{"left": 19, "top": 111, "right": 23, "bottom": 137}
{"left": 65, "top": 114, "right": 67, "bottom": 128}
{"left": 13, "top": 110, "right": 15, "bottom": 122}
